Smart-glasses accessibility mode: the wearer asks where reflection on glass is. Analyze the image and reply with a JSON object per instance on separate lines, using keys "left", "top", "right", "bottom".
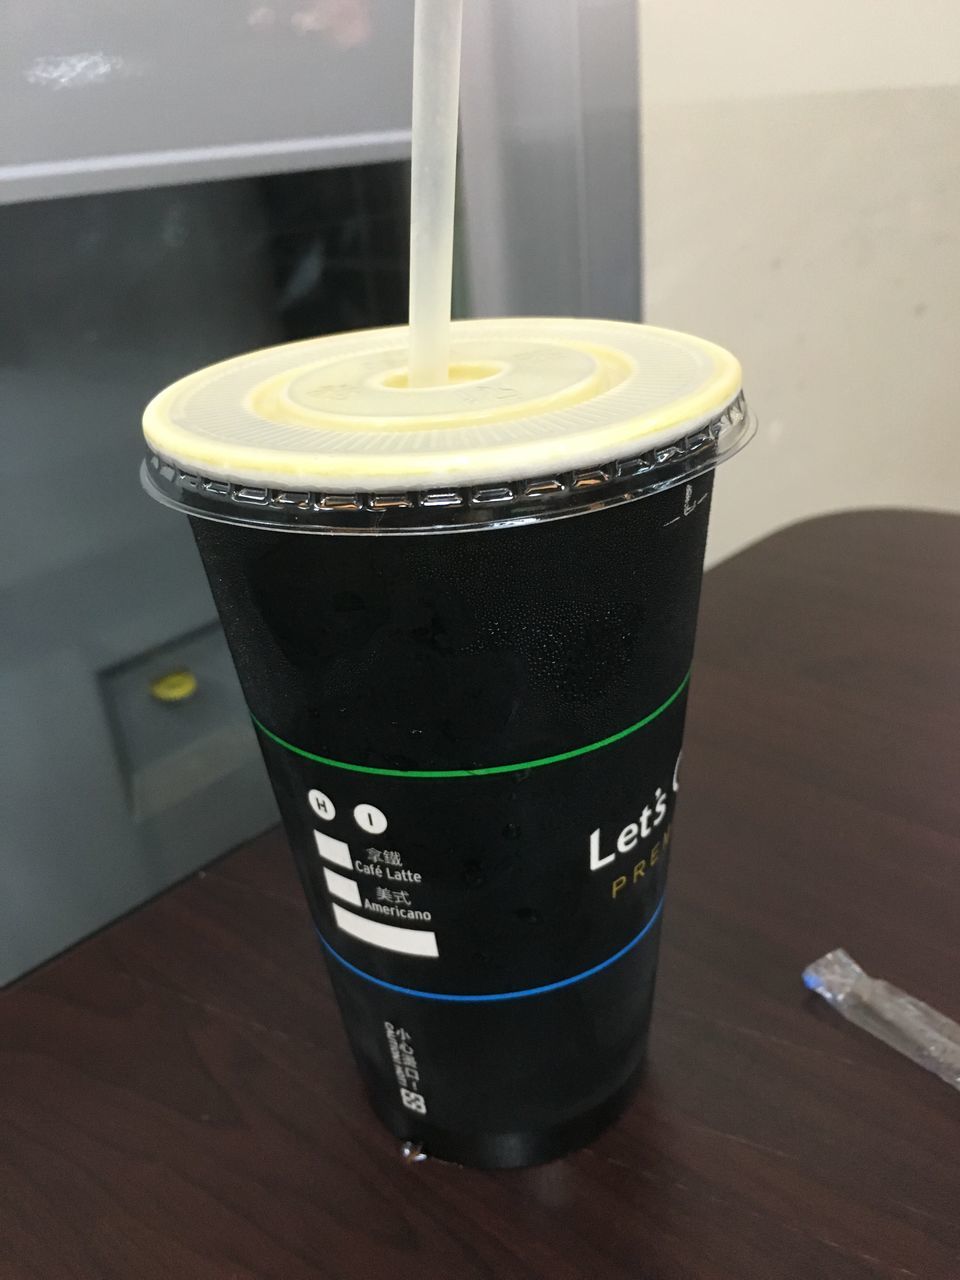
{"left": 247, "top": 0, "right": 373, "bottom": 46}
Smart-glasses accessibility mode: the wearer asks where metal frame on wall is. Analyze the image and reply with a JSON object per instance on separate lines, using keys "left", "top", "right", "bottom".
{"left": 459, "top": 0, "right": 641, "bottom": 322}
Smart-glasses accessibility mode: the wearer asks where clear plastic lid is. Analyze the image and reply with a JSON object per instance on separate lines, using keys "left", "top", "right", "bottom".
{"left": 142, "top": 318, "right": 751, "bottom": 533}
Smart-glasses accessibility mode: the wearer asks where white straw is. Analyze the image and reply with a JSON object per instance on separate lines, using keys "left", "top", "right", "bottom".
{"left": 407, "top": 0, "right": 465, "bottom": 387}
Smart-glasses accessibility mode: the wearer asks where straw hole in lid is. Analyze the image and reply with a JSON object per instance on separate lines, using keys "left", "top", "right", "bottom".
{"left": 376, "top": 360, "right": 504, "bottom": 390}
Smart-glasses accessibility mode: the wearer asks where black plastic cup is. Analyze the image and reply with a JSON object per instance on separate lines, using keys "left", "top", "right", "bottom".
{"left": 142, "top": 320, "right": 751, "bottom": 1167}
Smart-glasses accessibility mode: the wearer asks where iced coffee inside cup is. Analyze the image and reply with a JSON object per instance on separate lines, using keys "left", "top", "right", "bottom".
{"left": 140, "top": 0, "right": 754, "bottom": 1171}
{"left": 140, "top": 317, "right": 751, "bottom": 1169}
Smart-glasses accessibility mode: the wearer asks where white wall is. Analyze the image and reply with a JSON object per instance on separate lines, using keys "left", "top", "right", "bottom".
{"left": 640, "top": 0, "right": 960, "bottom": 566}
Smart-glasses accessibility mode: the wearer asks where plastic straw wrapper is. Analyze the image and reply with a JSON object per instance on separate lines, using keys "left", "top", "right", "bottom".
{"left": 803, "top": 949, "right": 960, "bottom": 1092}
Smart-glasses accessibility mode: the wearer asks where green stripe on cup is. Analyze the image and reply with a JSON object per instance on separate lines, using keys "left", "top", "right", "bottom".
{"left": 250, "top": 670, "right": 690, "bottom": 779}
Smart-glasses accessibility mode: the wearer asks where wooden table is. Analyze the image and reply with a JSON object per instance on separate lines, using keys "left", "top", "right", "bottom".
{"left": 3, "top": 511, "right": 958, "bottom": 1280}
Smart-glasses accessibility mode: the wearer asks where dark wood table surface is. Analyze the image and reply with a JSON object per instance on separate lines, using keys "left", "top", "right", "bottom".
{"left": 3, "top": 511, "right": 959, "bottom": 1280}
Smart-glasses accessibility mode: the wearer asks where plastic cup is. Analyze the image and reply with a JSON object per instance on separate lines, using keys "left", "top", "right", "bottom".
{"left": 141, "top": 317, "right": 751, "bottom": 1168}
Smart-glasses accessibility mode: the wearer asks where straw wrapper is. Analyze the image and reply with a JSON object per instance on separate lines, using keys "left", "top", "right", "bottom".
{"left": 804, "top": 949, "right": 960, "bottom": 1092}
